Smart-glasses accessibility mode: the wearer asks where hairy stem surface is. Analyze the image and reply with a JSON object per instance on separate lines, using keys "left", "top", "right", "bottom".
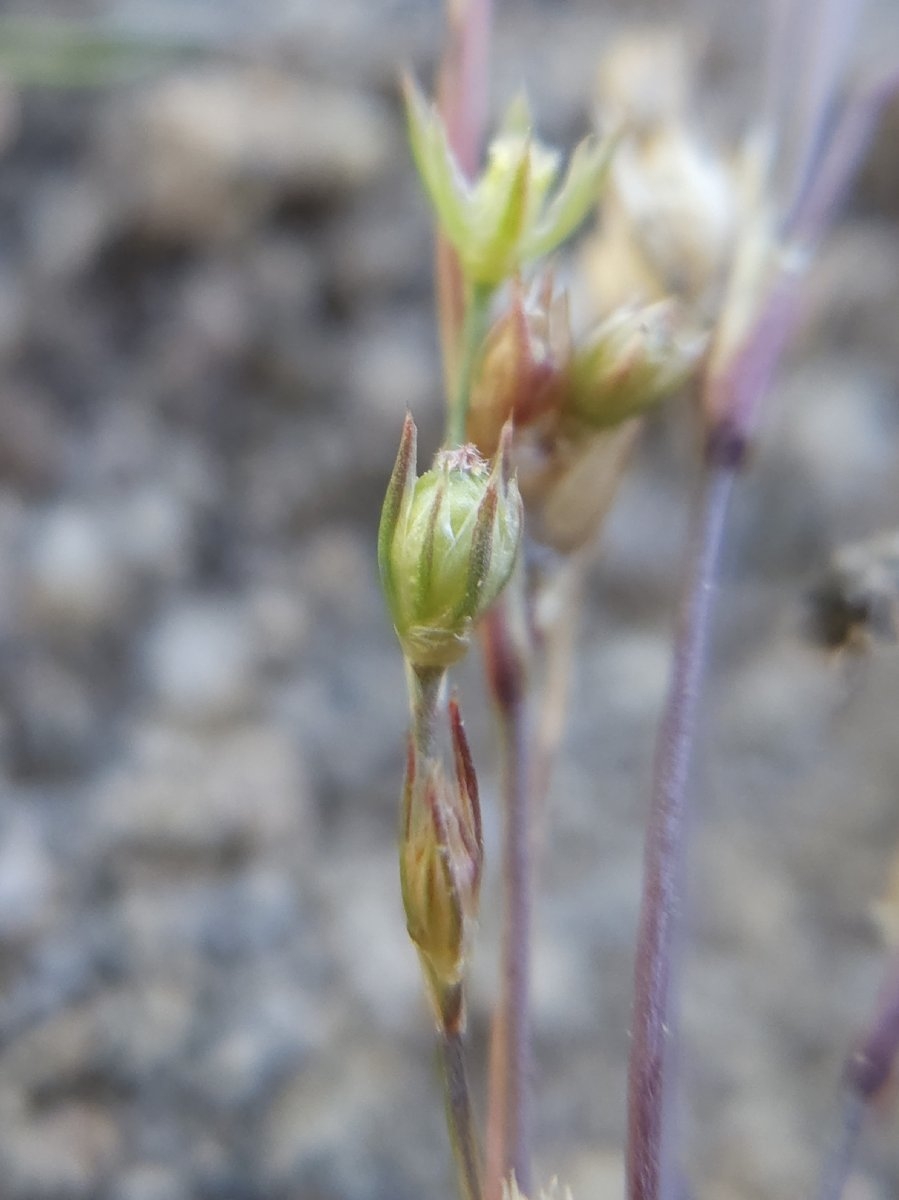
{"left": 409, "top": 663, "right": 444, "bottom": 758}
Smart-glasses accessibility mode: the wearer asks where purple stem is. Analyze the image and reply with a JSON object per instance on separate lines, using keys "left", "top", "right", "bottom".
{"left": 482, "top": 597, "right": 533, "bottom": 1200}
{"left": 786, "top": 66, "right": 899, "bottom": 245}
{"left": 817, "top": 952, "right": 899, "bottom": 1200}
{"left": 626, "top": 454, "right": 736, "bottom": 1200}
{"left": 625, "top": 27, "right": 895, "bottom": 1200}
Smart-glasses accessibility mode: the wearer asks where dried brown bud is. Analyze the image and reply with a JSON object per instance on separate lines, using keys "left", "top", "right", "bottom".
{"left": 399, "top": 697, "right": 483, "bottom": 1024}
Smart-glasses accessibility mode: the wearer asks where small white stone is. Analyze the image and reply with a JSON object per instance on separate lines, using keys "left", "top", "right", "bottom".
{"left": 0, "top": 815, "right": 55, "bottom": 941}
{"left": 111, "top": 487, "right": 192, "bottom": 583}
{"left": 144, "top": 599, "right": 257, "bottom": 724}
{"left": 23, "top": 505, "right": 128, "bottom": 635}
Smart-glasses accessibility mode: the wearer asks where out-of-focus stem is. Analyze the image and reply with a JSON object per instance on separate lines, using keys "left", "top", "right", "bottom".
{"left": 816, "top": 952, "right": 899, "bottom": 1200}
{"left": 482, "top": 588, "right": 534, "bottom": 1200}
{"left": 626, "top": 452, "right": 735, "bottom": 1200}
{"left": 446, "top": 281, "right": 494, "bottom": 448}
{"left": 531, "top": 559, "right": 583, "bottom": 831}
{"left": 816, "top": 1092, "right": 865, "bottom": 1200}
{"left": 436, "top": 0, "right": 493, "bottom": 422}
{"left": 438, "top": 0, "right": 492, "bottom": 180}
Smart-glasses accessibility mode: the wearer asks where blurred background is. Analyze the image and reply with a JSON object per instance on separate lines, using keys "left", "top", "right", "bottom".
{"left": 0, "top": 1, "right": 899, "bottom": 1198}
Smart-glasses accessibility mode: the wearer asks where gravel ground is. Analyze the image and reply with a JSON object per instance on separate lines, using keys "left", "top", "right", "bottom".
{"left": 0, "top": 3, "right": 898, "bottom": 1199}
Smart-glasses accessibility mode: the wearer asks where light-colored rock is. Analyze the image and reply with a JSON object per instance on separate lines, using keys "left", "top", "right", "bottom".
{"left": 0, "top": 812, "right": 56, "bottom": 941}
{"left": 111, "top": 1164, "right": 190, "bottom": 1200}
{"left": 106, "top": 68, "right": 397, "bottom": 241}
{"left": 28, "top": 175, "right": 114, "bottom": 280}
{"left": 563, "top": 1148, "right": 626, "bottom": 1200}
{"left": 2, "top": 1105, "right": 120, "bottom": 1199}
{"left": 247, "top": 583, "right": 310, "bottom": 669}
{"left": 93, "top": 982, "right": 197, "bottom": 1081}
{"left": 93, "top": 721, "right": 309, "bottom": 862}
{"left": 21, "top": 504, "right": 130, "bottom": 636}
{"left": 143, "top": 598, "right": 258, "bottom": 725}
{"left": 317, "top": 849, "right": 420, "bottom": 1032}
{"left": 109, "top": 486, "right": 193, "bottom": 584}
{"left": 0, "top": 386, "right": 63, "bottom": 491}
{"left": 7, "top": 654, "right": 100, "bottom": 776}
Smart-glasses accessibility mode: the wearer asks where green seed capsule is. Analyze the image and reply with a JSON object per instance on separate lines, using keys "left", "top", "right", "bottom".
{"left": 379, "top": 416, "right": 522, "bottom": 669}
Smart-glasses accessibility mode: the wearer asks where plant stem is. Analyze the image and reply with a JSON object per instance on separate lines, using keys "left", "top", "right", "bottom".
{"left": 482, "top": 590, "right": 533, "bottom": 1200}
{"left": 446, "top": 281, "right": 493, "bottom": 448}
{"left": 531, "top": 558, "right": 582, "bottom": 835}
{"left": 440, "top": 1010, "right": 485, "bottom": 1200}
{"left": 816, "top": 1091, "right": 865, "bottom": 1200}
{"left": 435, "top": 0, "right": 492, "bottom": 412}
{"left": 626, "top": 454, "right": 736, "bottom": 1200}
{"left": 816, "top": 951, "right": 899, "bottom": 1200}
{"left": 409, "top": 663, "right": 444, "bottom": 758}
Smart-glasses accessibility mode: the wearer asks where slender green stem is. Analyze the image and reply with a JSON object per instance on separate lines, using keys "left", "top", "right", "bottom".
{"left": 482, "top": 587, "right": 534, "bottom": 1200}
{"left": 445, "top": 281, "right": 494, "bottom": 448}
{"left": 440, "top": 1010, "right": 485, "bottom": 1200}
{"left": 409, "top": 662, "right": 444, "bottom": 758}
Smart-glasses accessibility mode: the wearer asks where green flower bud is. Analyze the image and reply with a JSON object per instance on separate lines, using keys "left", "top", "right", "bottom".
{"left": 566, "top": 300, "right": 706, "bottom": 429}
{"left": 404, "top": 77, "right": 614, "bottom": 288}
{"left": 399, "top": 696, "right": 482, "bottom": 1024}
{"left": 378, "top": 415, "right": 522, "bottom": 669}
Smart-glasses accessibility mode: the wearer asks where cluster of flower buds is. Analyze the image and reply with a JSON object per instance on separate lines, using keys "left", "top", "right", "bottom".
{"left": 464, "top": 277, "right": 705, "bottom": 552}
{"left": 378, "top": 413, "right": 523, "bottom": 670}
{"left": 469, "top": 280, "right": 704, "bottom": 446}
{"left": 399, "top": 696, "right": 482, "bottom": 1030}
{"left": 404, "top": 78, "right": 614, "bottom": 288}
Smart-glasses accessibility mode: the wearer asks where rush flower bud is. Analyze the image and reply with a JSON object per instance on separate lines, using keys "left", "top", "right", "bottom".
{"left": 404, "top": 77, "right": 614, "bottom": 287}
{"left": 468, "top": 283, "right": 702, "bottom": 457}
{"left": 467, "top": 275, "right": 570, "bottom": 457}
{"left": 399, "top": 697, "right": 483, "bottom": 1023}
{"left": 378, "top": 415, "right": 523, "bottom": 669}
{"left": 565, "top": 299, "right": 706, "bottom": 429}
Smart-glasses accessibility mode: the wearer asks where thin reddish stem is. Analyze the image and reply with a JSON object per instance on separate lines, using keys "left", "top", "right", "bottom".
{"left": 482, "top": 593, "right": 534, "bottom": 1200}
{"left": 435, "top": 0, "right": 493, "bottom": 407}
